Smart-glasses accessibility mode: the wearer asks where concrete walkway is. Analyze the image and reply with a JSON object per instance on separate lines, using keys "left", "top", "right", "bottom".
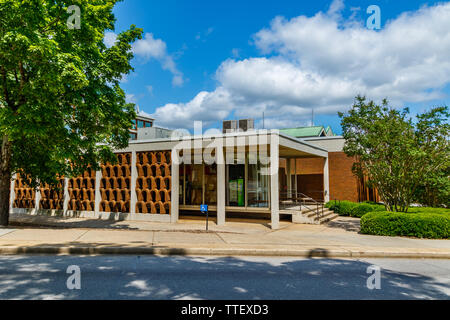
{"left": 0, "top": 213, "right": 448, "bottom": 258}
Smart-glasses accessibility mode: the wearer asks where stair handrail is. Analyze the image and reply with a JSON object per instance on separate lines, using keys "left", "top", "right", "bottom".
{"left": 280, "top": 190, "right": 325, "bottom": 220}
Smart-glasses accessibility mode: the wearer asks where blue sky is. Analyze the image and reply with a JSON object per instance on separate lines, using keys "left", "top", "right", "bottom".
{"left": 109, "top": 0, "right": 450, "bottom": 134}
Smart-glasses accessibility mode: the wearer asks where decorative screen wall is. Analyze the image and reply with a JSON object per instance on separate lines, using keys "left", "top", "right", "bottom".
{"left": 136, "top": 151, "right": 171, "bottom": 214}
{"left": 40, "top": 178, "right": 65, "bottom": 210}
{"left": 100, "top": 153, "right": 131, "bottom": 213}
{"left": 13, "top": 174, "right": 36, "bottom": 209}
{"left": 68, "top": 168, "right": 96, "bottom": 211}
{"left": 12, "top": 151, "right": 172, "bottom": 216}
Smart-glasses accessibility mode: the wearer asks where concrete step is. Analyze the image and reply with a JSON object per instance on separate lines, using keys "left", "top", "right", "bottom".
{"left": 291, "top": 208, "right": 338, "bottom": 225}
{"left": 306, "top": 209, "right": 333, "bottom": 219}
{"left": 316, "top": 213, "right": 339, "bottom": 224}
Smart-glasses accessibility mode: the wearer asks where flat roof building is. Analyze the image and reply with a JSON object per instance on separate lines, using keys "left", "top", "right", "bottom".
{"left": 10, "top": 121, "right": 378, "bottom": 229}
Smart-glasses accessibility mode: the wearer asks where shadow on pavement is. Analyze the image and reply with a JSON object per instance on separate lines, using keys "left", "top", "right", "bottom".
{"left": 0, "top": 253, "right": 448, "bottom": 300}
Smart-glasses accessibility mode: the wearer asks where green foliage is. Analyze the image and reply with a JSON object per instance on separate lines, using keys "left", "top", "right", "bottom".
{"left": 325, "top": 200, "right": 384, "bottom": 217}
{"left": 0, "top": 0, "right": 143, "bottom": 186}
{"left": 339, "top": 96, "right": 449, "bottom": 212}
{"left": 350, "top": 202, "right": 384, "bottom": 218}
{"left": 361, "top": 210, "right": 450, "bottom": 239}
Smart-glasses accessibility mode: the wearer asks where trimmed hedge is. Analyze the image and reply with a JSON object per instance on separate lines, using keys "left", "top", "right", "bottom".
{"left": 360, "top": 211, "right": 450, "bottom": 239}
{"left": 325, "top": 201, "right": 384, "bottom": 218}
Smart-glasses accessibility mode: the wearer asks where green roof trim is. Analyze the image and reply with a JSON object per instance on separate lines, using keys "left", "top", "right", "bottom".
{"left": 279, "top": 126, "right": 325, "bottom": 138}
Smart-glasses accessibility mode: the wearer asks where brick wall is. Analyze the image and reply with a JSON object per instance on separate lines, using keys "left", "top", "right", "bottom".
{"left": 328, "top": 152, "right": 359, "bottom": 202}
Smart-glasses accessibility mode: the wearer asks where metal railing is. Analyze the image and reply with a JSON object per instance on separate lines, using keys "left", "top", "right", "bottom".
{"left": 280, "top": 190, "right": 325, "bottom": 220}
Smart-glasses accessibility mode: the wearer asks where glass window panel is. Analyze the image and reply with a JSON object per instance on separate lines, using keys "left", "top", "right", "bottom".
{"left": 137, "top": 120, "right": 144, "bottom": 128}
{"left": 248, "top": 156, "right": 269, "bottom": 208}
{"left": 226, "top": 164, "right": 245, "bottom": 207}
{"left": 204, "top": 164, "right": 217, "bottom": 205}
{"left": 185, "top": 165, "right": 203, "bottom": 205}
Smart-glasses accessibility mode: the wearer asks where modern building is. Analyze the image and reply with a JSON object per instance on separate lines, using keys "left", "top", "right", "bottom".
{"left": 10, "top": 119, "right": 378, "bottom": 229}
{"left": 129, "top": 110, "right": 154, "bottom": 140}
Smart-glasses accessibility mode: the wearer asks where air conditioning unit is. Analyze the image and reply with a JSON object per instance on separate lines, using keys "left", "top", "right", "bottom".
{"left": 223, "top": 119, "right": 254, "bottom": 133}
{"left": 223, "top": 120, "right": 237, "bottom": 133}
{"left": 239, "top": 119, "right": 254, "bottom": 132}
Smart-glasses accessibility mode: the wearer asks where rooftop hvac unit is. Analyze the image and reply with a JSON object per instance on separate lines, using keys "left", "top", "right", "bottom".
{"left": 223, "top": 119, "right": 254, "bottom": 133}
{"left": 223, "top": 120, "right": 237, "bottom": 133}
{"left": 239, "top": 119, "right": 254, "bottom": 132}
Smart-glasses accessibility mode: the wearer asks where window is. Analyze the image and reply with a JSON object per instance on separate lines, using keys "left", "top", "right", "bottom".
{"left": 248, "top": 157, "right": 269, "bottom": 208}
{"left": 226, "top": 164, "right": 245, "bottom": 207}
{"left": 130, "top": 133, "right": 137, "bottom": 140}
{"left": 137, "top": 120, "right": 145, "bottom": 128}
{"left": 131, "top": 119, "right": 137, "bottom": 130}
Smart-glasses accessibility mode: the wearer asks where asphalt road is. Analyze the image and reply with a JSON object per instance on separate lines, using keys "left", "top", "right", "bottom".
{"left": 0, "top": 255, "right": 448, "bottom": 300}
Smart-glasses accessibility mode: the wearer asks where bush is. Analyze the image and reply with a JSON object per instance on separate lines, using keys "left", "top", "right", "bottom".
{"left": 350, "top": 203, "right": 384, "bottom": 218}
{"left": 360, "top": 211, "right": 450, "bottom": 239}
{"left": 325, "top": 201, "right": 384, "bottom": 217}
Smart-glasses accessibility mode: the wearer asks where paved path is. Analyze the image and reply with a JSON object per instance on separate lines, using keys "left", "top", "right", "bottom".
{"left": 0, "top": 214, "right": 448, "bottom": 258}
{"left": 0, "top": 255, "right": 448, "bottom": 299}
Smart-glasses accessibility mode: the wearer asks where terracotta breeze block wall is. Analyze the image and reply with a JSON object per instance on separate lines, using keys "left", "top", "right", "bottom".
{"left": 69, "top": 168, "right": 96, "bottom": 211}
{"left": 135, "top": 151, "right": 171, "bottom": 214}
{"left": 40, "top": 178, "right": 65, "bottom": 210}
{"left": 13, "top": 174, "right": 36, "bottom": 209}
{"left": 329, "top": 152, "right": 359, "bottom": 202}
{"left": 100, "top": 153, "right": 131, "bottom": 213}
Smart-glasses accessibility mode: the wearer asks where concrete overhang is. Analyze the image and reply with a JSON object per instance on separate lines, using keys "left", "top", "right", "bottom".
{"left": 115, "top": 130, "right": 328, "bottom": 158}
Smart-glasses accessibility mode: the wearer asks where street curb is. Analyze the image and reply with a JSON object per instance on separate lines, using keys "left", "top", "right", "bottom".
{"left": 0, "top": 245, "right": 449, "bottom": 259}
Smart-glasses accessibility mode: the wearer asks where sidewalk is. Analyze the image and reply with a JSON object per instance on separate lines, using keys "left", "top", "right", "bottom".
{"left": 0, "top": 213, "right": 448, "bottom": 258}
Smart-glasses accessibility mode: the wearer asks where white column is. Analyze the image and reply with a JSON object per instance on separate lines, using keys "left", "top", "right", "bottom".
{"left": 9, "top": 174, "right": 16, "bottom": 213}
{"left": 217, "top": 145, "right": 226, "bottom": 226}
{"left": 323, "top": 157, "right": 330, "bottom": 203}
{"left": 286, "top": 158, "right": 292, "bottom": 198}
{"left": 270, "top": 133, "right": 280, "bottom": 230}
{"left": 94, "top": 170, "right": 102, "bottom": 214}
{"left": 171, "top": 148, "right": 179, "bottom": 223}
{"left": 34, "top": 182, "right": 41, "bottom": 214}
{"left": 294, "top": 159, "right": 298, "bottom": 198}
{"left": 129, "top": 151, "right": 137, "bottom": 214}
{"left": 63, "top": 177, "right": 70, "bottom": 214}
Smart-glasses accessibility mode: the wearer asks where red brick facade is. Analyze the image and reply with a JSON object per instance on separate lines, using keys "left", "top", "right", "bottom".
{"left": 328, "top": 152, "right": 359, "bottom": 202}
{"left": 281, "top": 152, "right": 366, "bottom": 202}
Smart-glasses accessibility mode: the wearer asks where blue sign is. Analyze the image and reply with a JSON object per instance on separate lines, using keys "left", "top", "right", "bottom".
{"left": 200, "top": 204, "right": 208, "bottom": 213}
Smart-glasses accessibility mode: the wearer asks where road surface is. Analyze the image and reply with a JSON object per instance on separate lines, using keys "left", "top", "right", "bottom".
{"left": 0, "top": 255, "right": 448, "bottom": 299}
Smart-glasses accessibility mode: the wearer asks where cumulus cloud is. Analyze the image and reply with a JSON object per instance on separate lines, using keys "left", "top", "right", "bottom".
{"left": 104, "top": 32, "right": 184, "bottom": 87}
{"left": 133, "top": 33, "right": 184, "bottom": 87}
{"left": 153, "top": 1, "right": 450, "bottom": 129}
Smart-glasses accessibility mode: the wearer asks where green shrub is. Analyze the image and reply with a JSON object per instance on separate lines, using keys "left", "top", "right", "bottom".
{"left": 325, "top": 201, "right": 384, "bottom": 217}
{"left": 349, "top": 203, "right": 384, "bottom": 218}
{"left": 360, "top": 211, "right": 450, "bottom": 239}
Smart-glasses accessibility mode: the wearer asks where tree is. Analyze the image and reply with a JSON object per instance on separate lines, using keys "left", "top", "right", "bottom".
{"left": 413, "top": 107, "right": 450, "bottom": 207}
{"left": 0, "top": 0, "right": 143, "bottom": 226}
{"left": 339, "top": 96, "right": 449, "bottom": 212}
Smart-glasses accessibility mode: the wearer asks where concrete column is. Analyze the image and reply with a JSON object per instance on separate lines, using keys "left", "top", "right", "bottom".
{"left": 34, "top": 182, "right": 41, "bottom": 214}
{"left": 323, "top": 156, "right": 330, "bottom": 203}
{"left": 286, "top": 158, "right": 292, "bottom": 198}
{"left": 9, "top": 174, "right": 16, "bottom": 213}
{"left": 270, "top": 133, "right": 280, "bottom": 230}
{"left": 216, "top": 145, "right": 226, "bottom": 226}
{"left": 129, "top": 151, "right": 137, "bottom": 214}
{"left": 94, "top": 170, "right": 102, "bottom": 214}
{"left": 63, "top": 177, "right": 70, "bottom": 214}
{"left": 171, "top": 148, "right": 179, "bottom": 223}
{"left": 294, "top": 159, "right": 298, "bottom": 198}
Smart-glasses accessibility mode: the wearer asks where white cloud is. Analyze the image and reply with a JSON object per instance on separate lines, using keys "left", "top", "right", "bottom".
{"left": 104, "top": 32, "right": 184, "bottom": 86}
{"left": 104, "top": 31, "right": 117, "bottom": 48}
{"left": 153, "top": 1, "right": 450, "bottom": 129}
{"left": 132, "top": 33, "right": 184, "bottom": 87}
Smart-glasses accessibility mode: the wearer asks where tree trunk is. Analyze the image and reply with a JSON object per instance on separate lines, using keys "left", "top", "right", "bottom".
{"left": 0, "top": 135, "right": 12, "bottom": 227}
